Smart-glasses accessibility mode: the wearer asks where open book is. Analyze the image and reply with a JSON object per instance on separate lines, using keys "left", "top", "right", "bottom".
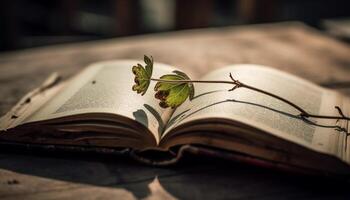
{"left": 1, "top": 60, "right": 350, "bottom": 175}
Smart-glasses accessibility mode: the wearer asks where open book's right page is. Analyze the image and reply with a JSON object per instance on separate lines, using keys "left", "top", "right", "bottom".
{"left": 165, "top": 64, "right": 349, "bottom": 162}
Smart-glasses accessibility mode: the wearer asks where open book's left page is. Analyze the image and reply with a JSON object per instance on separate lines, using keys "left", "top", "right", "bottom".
{"left": 2, "top": 60, "right": 176, "bottom": 145}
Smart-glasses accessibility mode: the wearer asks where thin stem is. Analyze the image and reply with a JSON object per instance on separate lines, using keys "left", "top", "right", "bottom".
{"left": 238, "top": 82, "right": 350, "bottom": 120}
{"left": 150, "top": 78, "right": 234, "bottom": 84}
{"left": 149, "top": 76, "right": 350, "bottom": 121}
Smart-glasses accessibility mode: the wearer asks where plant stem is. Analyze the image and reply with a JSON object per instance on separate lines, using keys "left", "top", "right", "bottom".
{"left": 150, "top": 78, "right": 234, "bottom": 85}
{"left": 150, "top": 77, "right": 350, "bottom": 121}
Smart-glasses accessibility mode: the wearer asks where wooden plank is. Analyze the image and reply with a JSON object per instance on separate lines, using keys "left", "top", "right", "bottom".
{"left": 0, "top": 22, "right": 350, "bottom": 199}
{"left": 0, "top": 152, "right": 349, "bottom": 200}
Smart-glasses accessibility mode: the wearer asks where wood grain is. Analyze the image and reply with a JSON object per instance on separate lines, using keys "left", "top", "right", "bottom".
{"left": 1, "top": 22, "right": 350, "bottom": 199}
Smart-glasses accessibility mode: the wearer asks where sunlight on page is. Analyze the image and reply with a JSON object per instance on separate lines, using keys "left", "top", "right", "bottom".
{"left": 24, "top": 60, "right": 175, "bottom": 143}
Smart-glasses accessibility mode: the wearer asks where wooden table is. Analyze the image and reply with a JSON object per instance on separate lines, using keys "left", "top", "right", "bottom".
{"left": 1, "top": 22, "right": 350, "bottom": 199}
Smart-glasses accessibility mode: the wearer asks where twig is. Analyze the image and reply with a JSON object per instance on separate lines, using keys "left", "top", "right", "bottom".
{"left": 150, "top": 73, "right": 350, "bottom": 121}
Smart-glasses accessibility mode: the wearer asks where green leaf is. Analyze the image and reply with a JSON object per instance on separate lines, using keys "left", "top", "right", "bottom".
{"left": 154, "top": 70, "right": 195, "bottom": 108}
{"left": 173, "top": 70, "right": 194, "bottom": 100}
{"left": 132, "top": 55, "right": 153, "bottom": 95}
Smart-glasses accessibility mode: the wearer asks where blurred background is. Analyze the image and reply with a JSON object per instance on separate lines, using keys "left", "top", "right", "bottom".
{"left": 1, "top": 0, "right": 350, "bottom": 52}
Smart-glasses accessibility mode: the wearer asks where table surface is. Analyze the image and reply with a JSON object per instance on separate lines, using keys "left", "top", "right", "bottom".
{"left": 1, "top": 22, "right": 350, "bottom": 200}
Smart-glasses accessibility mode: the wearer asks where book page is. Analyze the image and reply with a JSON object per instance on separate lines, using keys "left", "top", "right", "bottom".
{"left": 165, "top": 64, "right": 345, "bottom": 156}
{"left": 23, "top": 60, "right": 176, "bottom": 144}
